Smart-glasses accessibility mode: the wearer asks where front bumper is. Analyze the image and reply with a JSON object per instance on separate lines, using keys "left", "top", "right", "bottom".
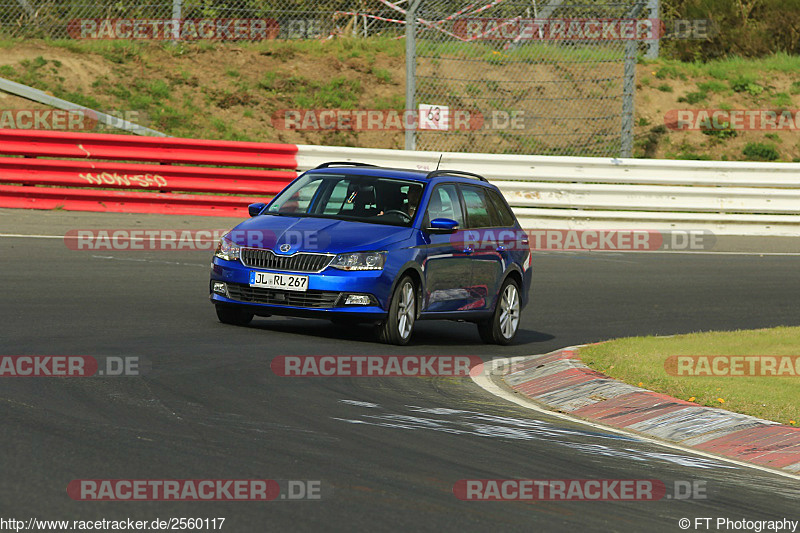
{"left": 210, "top": 257, "right": 391, "bottom": 319}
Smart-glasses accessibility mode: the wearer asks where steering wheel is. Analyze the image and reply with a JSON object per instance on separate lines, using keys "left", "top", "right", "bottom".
{"left": 382, "top": 209, "right": 412, "bottom": 222}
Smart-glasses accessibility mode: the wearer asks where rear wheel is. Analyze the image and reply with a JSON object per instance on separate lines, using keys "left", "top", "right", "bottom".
{"left": 477, "top": 278, "right": 521, "bottom": 345}
{"left": 377, "top": 275, "right": 416, "bottom": 345}
{"left": 215, "top": 305, "right": 254, "bottom": 326}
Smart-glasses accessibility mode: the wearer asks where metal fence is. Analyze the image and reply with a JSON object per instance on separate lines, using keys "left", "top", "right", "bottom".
{"left": 0, "top": 0, "right": 407, "bottom": 40}
{"left": 1, "top": 0, "right": 655, "bottom": 157}
{"left": 407, "top": 1, "right": 648, "bottom": 156}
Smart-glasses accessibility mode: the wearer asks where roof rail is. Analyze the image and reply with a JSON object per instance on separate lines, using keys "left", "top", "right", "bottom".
{"left": 425, "top": 169, "right": 488, "bottom": 182}
{"left": 314, "top": 161, "right": 378, "bottom": 169}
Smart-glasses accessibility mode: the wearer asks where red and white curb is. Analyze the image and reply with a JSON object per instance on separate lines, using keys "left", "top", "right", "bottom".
{"left": 472, "top": 347, "right": 800, "bottom": 476}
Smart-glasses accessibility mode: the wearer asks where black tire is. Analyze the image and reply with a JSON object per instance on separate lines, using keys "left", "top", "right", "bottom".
{"left": 477, "top": 277, "right": 521, "bottom": 345}
{"left": 215, "top": 305, "right": 254, "bottom": 326}
{"left": 376, "top": 275, "right": 416, "bottom": 345}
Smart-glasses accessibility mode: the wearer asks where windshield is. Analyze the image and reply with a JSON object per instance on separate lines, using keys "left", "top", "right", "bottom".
{"left": 265, "top": 173, "right": 425, "bottom": 227}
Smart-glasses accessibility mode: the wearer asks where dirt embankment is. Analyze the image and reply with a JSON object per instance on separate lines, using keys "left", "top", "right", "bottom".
{"left": 1, "top": 40, "right": 799, "bottom": 160}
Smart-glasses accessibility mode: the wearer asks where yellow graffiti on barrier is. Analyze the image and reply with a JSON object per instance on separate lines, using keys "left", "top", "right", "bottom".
{"left": 79, "top": 172, "right": 168, "bottom": 188}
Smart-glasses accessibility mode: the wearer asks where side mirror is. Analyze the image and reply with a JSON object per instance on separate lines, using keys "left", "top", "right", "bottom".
{"left": 248, "top": 202, "right": 266, "bottom": 217}
{"left": 427, "top": 218, "right": 459, "bottom": 234}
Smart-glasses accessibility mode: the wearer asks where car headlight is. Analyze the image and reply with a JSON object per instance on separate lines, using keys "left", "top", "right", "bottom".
{"left": 214, "top": 235, "right": 241, "bottom": 261}
{"left": 330, "top": 251, "right": 386, "bottom": 271}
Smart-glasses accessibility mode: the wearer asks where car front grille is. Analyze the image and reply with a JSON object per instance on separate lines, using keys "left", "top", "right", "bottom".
{"left": 226, "top": 283, "right": 341, "bottom": 308}
{"left": 240, "top": 248, "right": 334, "bottom": 273}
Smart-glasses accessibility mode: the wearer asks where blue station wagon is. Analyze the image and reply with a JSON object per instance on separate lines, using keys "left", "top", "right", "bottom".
{"left": 210, "top": 162, "right": 532, "bottom": 345}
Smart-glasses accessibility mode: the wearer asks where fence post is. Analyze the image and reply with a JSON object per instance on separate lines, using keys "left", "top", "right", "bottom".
{"left": 645, "top": 0, "right": 660, "bottom": 59}
{"left": 404, "top": 0, "right": 422, "bottom": 151}
{"left": 171, "top": 0, "right": 183, "bottom": 44}
{"left": 621, "top": 2, "right": 645, "bottom": 158}
{"left": 621, "top": 40, "right": 636, "bottom": 158}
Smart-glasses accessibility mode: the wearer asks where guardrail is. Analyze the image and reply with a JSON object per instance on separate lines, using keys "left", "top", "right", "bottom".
{"left": 296, "top": 145, "right": 800, "bottom": 236}
{"left": 1, "top": 130, "right": 798, "bottom": 235}
{"left": 0, "top": 129, "right": 298, "bottom": 216}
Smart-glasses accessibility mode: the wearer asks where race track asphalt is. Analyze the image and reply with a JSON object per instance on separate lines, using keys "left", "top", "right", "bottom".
{"left": 1, "top": 209, "right": 798, "bottom": 532}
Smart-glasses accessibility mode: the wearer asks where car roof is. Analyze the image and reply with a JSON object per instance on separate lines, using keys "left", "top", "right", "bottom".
{"left": 303, "top": 165, "right": 495, "bottom": 187}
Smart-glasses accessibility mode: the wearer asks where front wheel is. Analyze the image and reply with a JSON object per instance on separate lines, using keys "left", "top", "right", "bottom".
{"left": 215, "top": 305, "right": 254, "bottom": 326}
{"left": 477, "top": 278, "right": 521, "bottom": 345}
{"left": 377, "top": 275, "right": 416, "bottom": 345}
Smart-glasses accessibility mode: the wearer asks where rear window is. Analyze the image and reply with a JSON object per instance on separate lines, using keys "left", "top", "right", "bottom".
{"left": 487, "top": 189, "right": 517, "bottom": 227}
{"left": 461, "top": 185, "right": 499, "bottom": 228}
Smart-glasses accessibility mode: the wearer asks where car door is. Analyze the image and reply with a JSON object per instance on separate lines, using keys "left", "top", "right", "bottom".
{"left": 459, "top": 184, "right": 505, "bottom": 311}
{"left": 420, "top": 183, "right": 472, "bottom": 312}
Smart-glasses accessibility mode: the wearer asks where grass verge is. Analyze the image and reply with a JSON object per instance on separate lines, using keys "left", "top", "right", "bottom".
{"left": 579, "top": 326, "right": 800, "bottom": 426}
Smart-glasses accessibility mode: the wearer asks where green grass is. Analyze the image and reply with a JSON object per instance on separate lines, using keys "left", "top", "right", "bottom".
{"left": 241, "top": 36, "right": 404, "bottom": 60}
{"left": 371, "top": 67, "right": 392, "bottom": 84}
{"left": 655, "top": 64, "right": 682, "bottom": 80}
{"left": 697, "top": 80, "right": 728, "bottom": 94}
{"left": 371, "top": 94, "right": 404, "bottom": 111}
{"left": 659, "top": 52, "right": 800, "bottom": 80}
{"left": 47, "top": 39, "right": 147, "bottom": 64}
{"left": 772, "top": 92, "right": 792, "bottom": 108}
{"left": 702, "top": 126, "right": 737, "bottom": 140}
{"left": 743, "top": 141, "right": 780, "bottom": 161}
{"left": 418, "top": 40, "right": 621, "bottom": 64}
{"left": 291, "top": 76, "right": 362, "bottom": 109}
{"left": 678, "top": 90, "right": 706, "bottom": 104}
{"left": 579, "top": 326, "right": 800, "bottom": 425}
{"left": 675, "top": 150, "right": 711, "bottom": 160}
{"left": 730, "top": 76, "right": 764, "bottom": 96}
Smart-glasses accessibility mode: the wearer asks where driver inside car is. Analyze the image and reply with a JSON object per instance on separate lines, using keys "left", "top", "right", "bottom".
{"left": 404, "top": 184, "right": 422, "bottom": 219}
{"left": 377, "top": 184, "right": 422, "bottom": 221}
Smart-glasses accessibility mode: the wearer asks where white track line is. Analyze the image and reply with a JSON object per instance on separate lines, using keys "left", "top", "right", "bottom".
{"left": 0, "top": 234, "right": 65, "bottom": 239}
{"left": 470, "top": 352, "right": 800, "bottom": 482}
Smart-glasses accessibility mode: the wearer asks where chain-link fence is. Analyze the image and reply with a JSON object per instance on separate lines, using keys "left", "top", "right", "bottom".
{"left": 410, "top": 1, "right": 648, "bottom": 156}
{"left": 1, "top": 0, "right": 655, "bottom": 157}
{"left": 0, "top": 0, "right": 408, "bottom": 40}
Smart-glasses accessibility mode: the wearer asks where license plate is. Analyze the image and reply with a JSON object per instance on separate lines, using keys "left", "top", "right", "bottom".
{"left": 249, "top": 271, "right": 308, "bottom": 292}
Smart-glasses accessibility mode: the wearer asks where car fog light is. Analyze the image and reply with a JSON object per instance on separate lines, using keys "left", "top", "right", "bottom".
{"left": 213, "top": 282, "right": 227, "bottom": 295}
{"left": 344, "top": 294, "right": 371, "bottom": 305}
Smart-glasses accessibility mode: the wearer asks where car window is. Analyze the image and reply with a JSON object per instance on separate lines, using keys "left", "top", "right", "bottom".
{"left": 461, "top": 185, "right": 499, "bottom": 228}
{"left": 487, "top": 189, "right": 516, "bottom": 227}
{"left": 266, "top": 173, "right": 424, "bottom": 227}
{"left": 425, "top": 184, "right": 464, "bottom": 227}
{"left": 322, "top": 179, "right": 350, "bottom": 215}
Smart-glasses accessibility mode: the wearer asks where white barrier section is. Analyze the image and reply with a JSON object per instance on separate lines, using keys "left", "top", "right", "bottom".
{"left": 296, "top": 145, "right": 800, "bottom": 236}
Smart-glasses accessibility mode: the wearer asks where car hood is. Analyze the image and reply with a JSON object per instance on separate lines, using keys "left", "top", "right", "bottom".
{"left": 227, "top": 216, "right": 414, "bottom": 253}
